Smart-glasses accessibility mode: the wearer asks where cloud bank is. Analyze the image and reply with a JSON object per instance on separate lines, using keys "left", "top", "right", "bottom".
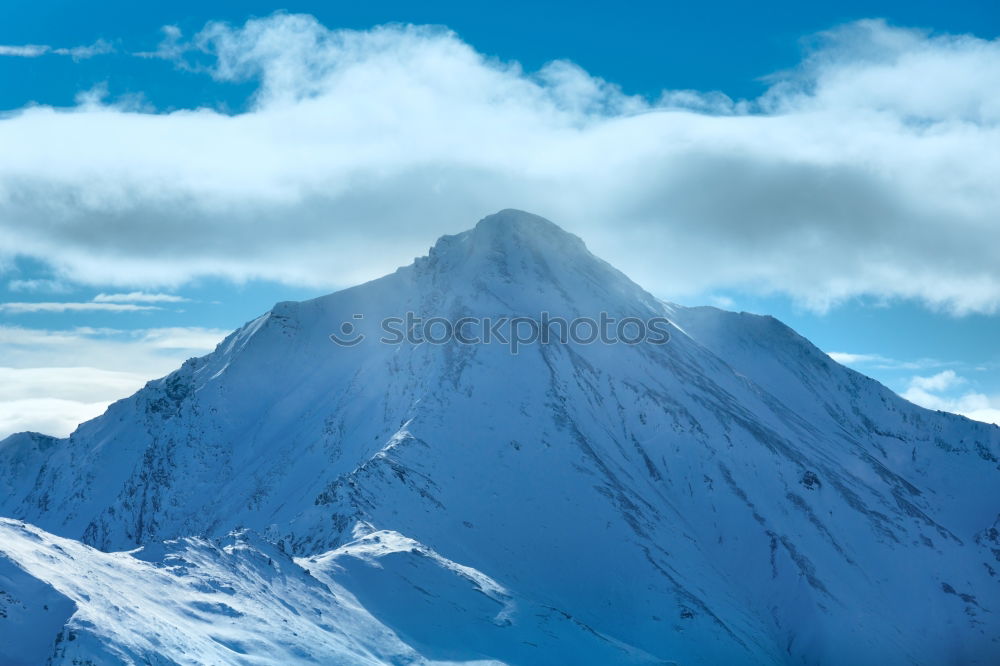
{"left": 0, "top": 15, "right": 998, "bottom": 312}
{"left": 0, "top": 326, "right": 227, "bottom": 438}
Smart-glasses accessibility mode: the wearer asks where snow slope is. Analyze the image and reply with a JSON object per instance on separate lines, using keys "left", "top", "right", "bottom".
{"left": 1, "top": 210, "right": 999, "bottom": 664}
{"left": 0, "top": 518, "right": 659, "bottom": 665}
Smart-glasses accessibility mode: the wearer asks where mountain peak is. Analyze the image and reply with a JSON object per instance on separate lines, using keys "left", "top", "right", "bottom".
{"left": 474, "top": 207, "right": 570, "bottom": 234}
{"left": 425, "top": 209, "right": 588, "bottom": 264}
{"left": 470, "top": 208, "right": 588, "bottom": 252}
{"left": 417, "top": 209, "right": 651, "bottom": 312}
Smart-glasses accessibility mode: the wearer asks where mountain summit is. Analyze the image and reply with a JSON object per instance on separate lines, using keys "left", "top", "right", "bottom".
{"left": 415, "top": 208, "right": 658, "bottom": 316}
{"left": 1, "top": 211, "right": 999, "bottom": 665}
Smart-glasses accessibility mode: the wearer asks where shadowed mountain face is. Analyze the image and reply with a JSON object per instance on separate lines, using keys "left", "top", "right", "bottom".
{"left": 1, "top": 210, "right": 999, "bottom": 665}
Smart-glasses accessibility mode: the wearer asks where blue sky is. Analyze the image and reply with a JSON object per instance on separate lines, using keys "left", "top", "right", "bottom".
{"left": 1, "top": 1, "right": 999, "bottom": 436}
{"left": 4, "top": 0, "right": 998, "bottom": 106}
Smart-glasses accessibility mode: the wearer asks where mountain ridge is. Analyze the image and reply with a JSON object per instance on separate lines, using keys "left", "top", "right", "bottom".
{"left": 1, "top": 209, "right": 998, "bottom": 665}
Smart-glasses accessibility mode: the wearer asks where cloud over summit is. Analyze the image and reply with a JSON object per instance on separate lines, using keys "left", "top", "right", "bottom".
{"left": 1, "top": 14, "right": 998, "bottom": 312}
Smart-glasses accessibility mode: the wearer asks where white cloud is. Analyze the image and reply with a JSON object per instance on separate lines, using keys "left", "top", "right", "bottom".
{"left": 0, "top": 326, "right": 228, "bottom": 439}
{"left": 0, "top": 398, "right": 112, "bottom": 440}
{"left": 52, "top": 39, "right": 114, "bottom": 60}
{"left": 907, "top": 369, "right": 963, "bottom": 392}
{"left": 709, "top": 295, "right": 736, "bottom": 309}
{"left": 139, "top": 326, "right": 228, "bottom": 349}
{"left": 7, "top": 279, "right": 70, "bottom": 293}
{"left": 0, "top": 368, "right": 152, "bottom": 439}
{"left": 134, "top": 25, "right": 187, "bottom": 60}
{"left": 0, "top": 44, "right": 50, "bottom": 57}
{"left": 0, "top": 40, "right": 113, "bottom": 60}
{"left": 0, "top": 15, "right": 999, "bottom": 312}
{"left": 826, "top": 351, "right": 947, "bottom": 371}
{"left": 0, "top": 366, "right": 149, "bottom": 402}
{"left": 0, "top": 302, "right": 159, "bottom": 313}
{"left": 828, "top": 352, "right": 884, "bottom": 365}
{"left": 0, "top": 325, "right": 228, "bottom": 370}
{"left": 901, "top": 371, "right": 1000, "bottom": 426}
{"left": 93, "top": 291, "right": 188, "bottom": 303}
{"left": 0, "top": 292, "right": 189, "bottom": 313}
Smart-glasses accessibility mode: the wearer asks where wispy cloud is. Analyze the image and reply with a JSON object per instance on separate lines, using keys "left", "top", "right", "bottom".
{"left": 0, "top": 325, "right": 228, "bottom": 359}
{"left": 7, "top": 279, "right": 70, "bottom": 294}
{"left": 709, "top": 295, "right": 736, "bottom": 309}
{"left": 0, "top": 302, "right": 158, "bottom": 313}
{"left": 826, "top": 351, "right": 948, "bottom": 371}
{"left": 0, "top": 44, "right": 50, "bottom": 57}
{"left": 93, "top": 291, "right": 189, "bottom": 303}
{"left": 0, "top": 292, "right": 190, "bottom": 313}
{"left": 134, "top": 25, "right": 187, "bottom": 60}
{"left": 141, "top": 327, "right": 226, "bottom": 349}
{"left": 0, "top": 39, "right": 113, "bottom": 60}
{"left": 52, "top": 40, "right": 114, "bottom": 60}
{"left": 827, "top": 352, "right": 883, "bottom": 365}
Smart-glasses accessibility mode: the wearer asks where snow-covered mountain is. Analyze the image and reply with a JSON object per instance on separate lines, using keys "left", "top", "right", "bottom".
{"left": 1, "top": 518, "right": 656, "bottom": 665}
{"left": 1, "top": 210, "right": 998, "bottom": 665}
